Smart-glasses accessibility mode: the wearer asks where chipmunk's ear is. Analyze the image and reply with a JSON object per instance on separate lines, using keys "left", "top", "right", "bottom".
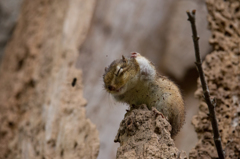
{"left": 122, "top": 55, "right": 127, "bottom": 63}
{"left": 105, "top": 67, "right": 108, "bottom": 72}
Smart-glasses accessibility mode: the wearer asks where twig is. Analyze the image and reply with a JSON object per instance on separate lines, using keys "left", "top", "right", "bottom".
{"left": 186, "top": 10, "right": 225, "bottom": 159}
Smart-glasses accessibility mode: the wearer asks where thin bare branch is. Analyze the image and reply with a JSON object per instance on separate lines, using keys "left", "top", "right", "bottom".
{"left": 187, "top": 10, "right": 225, "bottom": 159}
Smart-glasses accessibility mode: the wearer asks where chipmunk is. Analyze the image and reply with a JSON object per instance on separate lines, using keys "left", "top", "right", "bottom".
{"left": 103, "top": 52, "right": 185, "bottom": 137}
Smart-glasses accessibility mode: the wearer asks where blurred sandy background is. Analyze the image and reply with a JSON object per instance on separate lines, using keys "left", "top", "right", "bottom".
{"left": 0, "top": 0, "right": 211, "bottom": 158}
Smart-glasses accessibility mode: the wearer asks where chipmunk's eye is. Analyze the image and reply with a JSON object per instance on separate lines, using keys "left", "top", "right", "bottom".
{"left": 115, "top": 67, "right": 123, "bottom": 76}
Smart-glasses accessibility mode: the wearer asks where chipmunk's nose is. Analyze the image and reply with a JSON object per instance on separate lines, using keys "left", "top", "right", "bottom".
{"left": 108, "top": 85, "right": 115, "bottom": 91}
{"left": 131, "top": 52, "right": 140, "bottom": 58}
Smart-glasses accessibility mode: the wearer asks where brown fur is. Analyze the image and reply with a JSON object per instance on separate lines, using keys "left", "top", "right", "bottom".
{"left": 103, "top": 53, "right": 185, "bottom": 137}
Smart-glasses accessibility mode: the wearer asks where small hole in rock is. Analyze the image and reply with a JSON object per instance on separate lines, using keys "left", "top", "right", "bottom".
{"left": 221, "top": 22, "right": 225, "bottom": 27}
{"left": 0, "top": 131, "right": 7, "bottom": 137}
{"left": 74, "top": 141, "right": 78, "bottom": 149}
{"left": 15, "top": 92, "right": 21, "bottom": 99}
{"left": 224, "top": 31, "right": 231, "bottom": 37}
{"left": 72, "top": 78, "right": 77, "bottom": 87}
{"left": 17, "top": 59, "right": 24, "bottom": 71}
{"left": 8, "top": 122, "right": 14, "bottom": 128}
{"left": 28, "top": 80, "right": 36, "bottom": 87}
{"left": 60, "top": 149, "right": 64, "bottom": 157}
{"left": 235, "top": 7, "right": 239, "bottom": 13}
{"left": 224, "top": 87, "right": 230, "bottom": 91}
{"left": 127, "top": 120, "right": 132, "bottom": 126}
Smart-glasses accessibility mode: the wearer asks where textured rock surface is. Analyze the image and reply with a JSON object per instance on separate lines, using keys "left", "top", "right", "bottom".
{"left": 115, "top": 105, "right": 187, "bottom": 159}
{"left": 189, "top": 0, "right": 240, "bottom": 158}
{"left": 0, "top": 0, "right": 99, "bottom": 158}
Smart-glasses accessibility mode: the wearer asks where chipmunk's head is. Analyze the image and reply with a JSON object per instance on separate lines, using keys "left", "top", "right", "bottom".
{"left": 103, "top": 54, "right": 140, "bottom": 95}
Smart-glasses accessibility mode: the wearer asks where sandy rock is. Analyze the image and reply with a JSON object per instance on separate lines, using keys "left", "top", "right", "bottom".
{"left": 0, "top": 0, "right": 99, "bottom": 158}
{"left": 115, "top": 105, "right": 187, "bottom": 159}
